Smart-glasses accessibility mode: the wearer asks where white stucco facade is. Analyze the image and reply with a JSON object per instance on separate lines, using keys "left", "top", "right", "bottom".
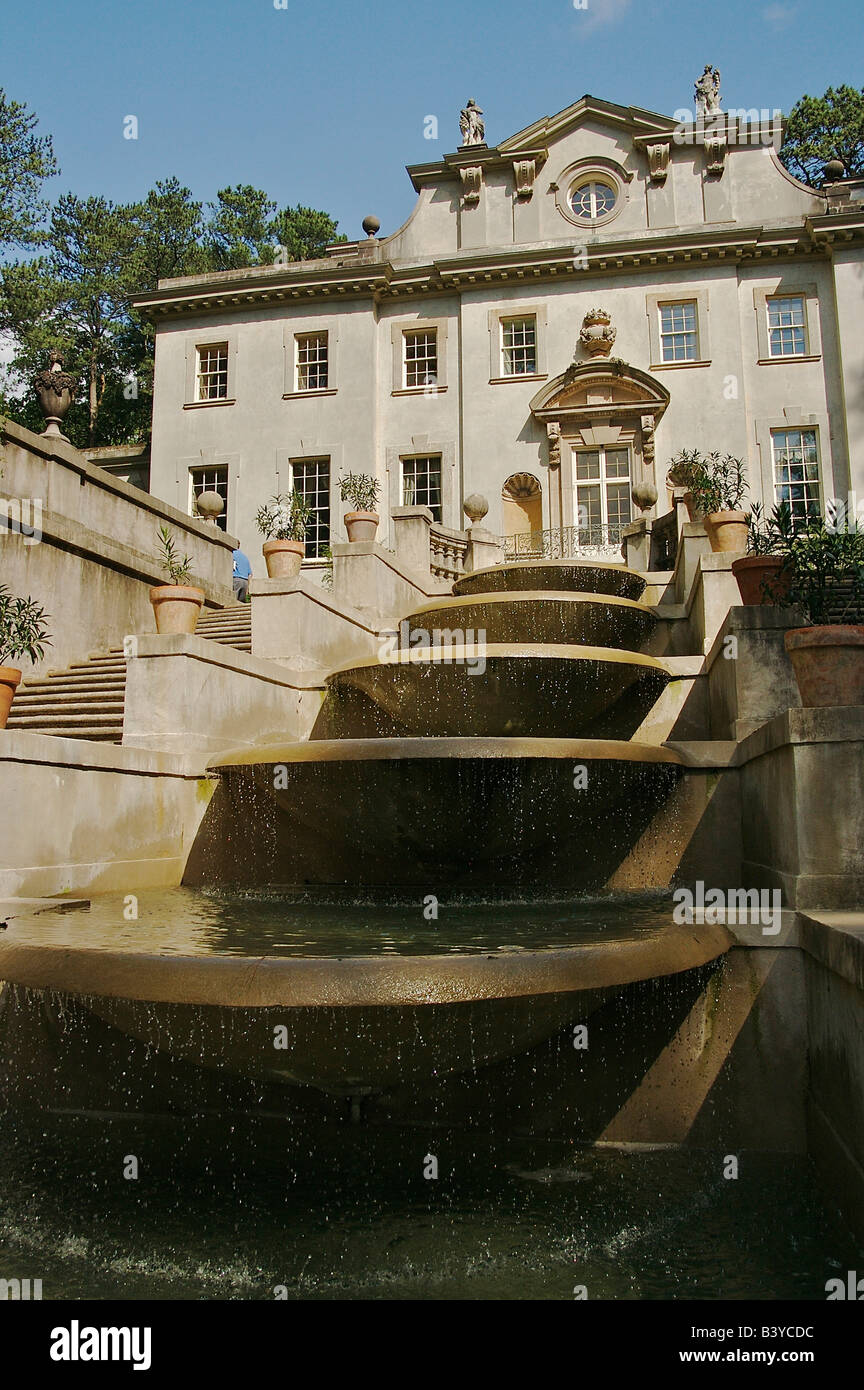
{"left": 138, "top": 95, "right": 864, "bottom": 569}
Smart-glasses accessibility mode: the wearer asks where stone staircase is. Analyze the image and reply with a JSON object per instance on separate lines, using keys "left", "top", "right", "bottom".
{"left": 5, "top": 604, "right": 252, "bottom": 743}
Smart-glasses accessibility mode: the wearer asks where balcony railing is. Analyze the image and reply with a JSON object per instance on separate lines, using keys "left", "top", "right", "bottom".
{"left": 502, "top": 525, "right": 626, "bottom": 563}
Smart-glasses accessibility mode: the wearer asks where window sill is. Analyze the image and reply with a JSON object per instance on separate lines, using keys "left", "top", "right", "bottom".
{"left": 391, "top": 386, "right": 448, "bottom": 397}
{"left": 183, "top": 398, "right": 236, "bottom": 409}
{"left": 757, "top": 355, "right": 821, "bottom": 366}
{"left": 649, "top": 360, "right": 711, "bottom": 371}
{"left": 282, "top": 388, "right": 338, "bottom": 400}
{"left": 489, "top": 373, "right": 548, "bottom": 385}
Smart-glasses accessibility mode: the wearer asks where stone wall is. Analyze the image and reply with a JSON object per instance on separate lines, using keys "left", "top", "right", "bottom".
{"left": 1, "top": 419, "right": 235, "bottom": 676}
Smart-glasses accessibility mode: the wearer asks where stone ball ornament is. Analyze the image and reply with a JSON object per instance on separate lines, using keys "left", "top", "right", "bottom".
{"left": 196, "top": 491, "right": 225, "bottom": 524}
{"left": 463, "top": 494, "right": 489, "bottom": 524}
{"left": 631, "top": 481, "right": 658, "bottom": 513}
{"left": 362, "top": 215, "right": 381, "bottom": 238}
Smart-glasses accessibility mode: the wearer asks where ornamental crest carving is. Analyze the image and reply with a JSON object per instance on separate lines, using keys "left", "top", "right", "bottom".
{"left": 579, "top": 308, "right": 617, "bottom": 357}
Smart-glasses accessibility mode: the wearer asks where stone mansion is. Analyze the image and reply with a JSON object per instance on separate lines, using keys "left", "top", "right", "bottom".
{"left": 135, "top": 89, "right": 864, "bottom": 570}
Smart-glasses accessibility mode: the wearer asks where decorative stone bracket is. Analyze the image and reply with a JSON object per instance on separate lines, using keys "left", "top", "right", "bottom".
{"left": 460, "top": 165, "right": 483, "bottom": 206}
{"left": 704, "top": 135, "right": 727, "bottom": 177}
{"left": 646, "top": 142, "right": 670, "bottom": 185}
{"left": 512, "top": 159, "right": 537, "bottom": 200}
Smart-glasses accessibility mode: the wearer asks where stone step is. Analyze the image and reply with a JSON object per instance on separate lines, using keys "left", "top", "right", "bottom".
{"left": 25, "top": 678, "right": 127, "bottom": 693}
{"left": 4, "top": 725, "right": 122, "bottom": 742}
{"left": 11, "top": 698, "right": 126, "bottom": 714}
{"left": 7, "top": 712, "right": 124, "bottom": 729}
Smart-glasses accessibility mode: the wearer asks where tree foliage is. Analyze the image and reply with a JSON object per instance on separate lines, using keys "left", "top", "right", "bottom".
{"left": 0, "top": 87, "right": 58, "bottom": 251}
{"left": 779, "top": 85, "right": 864, "bottom": 186}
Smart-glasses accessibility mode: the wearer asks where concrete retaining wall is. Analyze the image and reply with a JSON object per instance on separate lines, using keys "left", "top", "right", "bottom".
{"left": 1, "top": 419, "right": 235, "bottom": 675}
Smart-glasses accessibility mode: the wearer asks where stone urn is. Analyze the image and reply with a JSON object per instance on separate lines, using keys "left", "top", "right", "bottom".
{"left": 579, "top": 308, "right": 617, "bottom": 357}
{"left": 33, "top": 352, "right": 77, "bottom": 441}
{"left": 731, "top": 555, "right": 789, "bottom": 605}
{"left": 149, "top": 586, "right": 205, "bottom": 635}
{"left": 784, "top": 626, "right": 864, "bottom": 707}
{"left": 263, "top": 539, "right": 305, "bottom": 578}
{"left": 344, "top": 511, "right": 379, "bottom": 543}
{"left": 0, "top": 666, "right": 22, "bottom": 729}
{"left": 704, "top": 510, "right": 748, "bottom": 552}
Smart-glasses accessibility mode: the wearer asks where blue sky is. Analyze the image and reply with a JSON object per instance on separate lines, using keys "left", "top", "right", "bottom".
{"left": 3, "top": 0, "right": 862, "bottom": 240}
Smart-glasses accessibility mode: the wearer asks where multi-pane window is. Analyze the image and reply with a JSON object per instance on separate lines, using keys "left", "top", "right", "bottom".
{"left": 772, "top": 429, "right": 821, "bottom": 529}
{"left": 767, "top": 297, "right": 807, "bottom": 358}
{"left": 190, "top": 465, "right": 229, "bottom": 531}
{"left": 296, "top": 333, "right": 329, "bottom": 391}
{"left": 570, "top": 180, "right": 616, "bottom": 220}
{"left": 196, "top": 344, "right": 229, "bottom": 401}
{"left": 501, "top": 317, "right": 537, "bottom": 376}
{"left": 401, "top": 455, "right": 442, "bottom": 522}
{"left": 573, "top": 447, "right": 632, "bottom": 541}
{"left": 403, "top": 330, "right": 438, "bottom": 389}
{"left": 291, "top": 458, "right": 330, "bottom": 559}
{"left": 659, "top": 302, "right": 698, "bottom": 363}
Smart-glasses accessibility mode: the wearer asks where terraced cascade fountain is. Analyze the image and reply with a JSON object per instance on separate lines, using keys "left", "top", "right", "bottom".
{"left": 0, "top": 557, "right": 731, "bottom": 1102}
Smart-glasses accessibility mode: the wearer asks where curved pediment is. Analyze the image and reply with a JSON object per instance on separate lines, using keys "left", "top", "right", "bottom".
{"left": 530, "top": 359, "right": 671, "bottom": 421}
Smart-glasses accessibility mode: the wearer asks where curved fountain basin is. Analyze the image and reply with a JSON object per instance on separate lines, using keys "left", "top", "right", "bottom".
{"left": 185, "top": 738, "right": 684, "bottom": 890}
{"left": 313, "top": 645, "right": 670, "bottom": 740}
{"left": 453, "top": 559, "right": 646, "bottom": 601}
{"left": 0, "top": 918, "right": 731, "bottom": 1093}
{"left": 403, "top": 591, "right": 656, "bottom": 650}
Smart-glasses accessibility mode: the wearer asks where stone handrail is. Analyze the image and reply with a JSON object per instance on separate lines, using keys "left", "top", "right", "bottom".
{"left": 430, "top": 523, "right": 469, "bottom": 580}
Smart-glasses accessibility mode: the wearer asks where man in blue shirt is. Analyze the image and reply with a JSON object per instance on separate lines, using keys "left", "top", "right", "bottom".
{"left": 232, "top": 548, "right": 252, "bottom": 602}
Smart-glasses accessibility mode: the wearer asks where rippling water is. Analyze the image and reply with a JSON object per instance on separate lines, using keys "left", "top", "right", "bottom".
{"left": 0, "top": 1117, "right": 858, "bottom": 1301}
{"left": 1, "top": 888, "right": 674, "bottom": 959}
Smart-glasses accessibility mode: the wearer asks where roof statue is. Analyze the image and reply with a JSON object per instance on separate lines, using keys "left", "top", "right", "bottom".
{"left": 459, "top": 98, "right": 485, "bottom": 147}
{"left": 694, "top": 65, "right": 722, "bottom": 117}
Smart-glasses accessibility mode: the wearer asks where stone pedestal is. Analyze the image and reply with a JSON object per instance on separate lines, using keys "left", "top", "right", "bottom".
{"left": 465, "top": 525, "right": 503, "bottom": 573}
{"left": 390, "top": 505, "right": 434, "bottom": 576}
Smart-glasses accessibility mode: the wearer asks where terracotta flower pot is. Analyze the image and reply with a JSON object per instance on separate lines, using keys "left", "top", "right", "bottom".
{"left": 344, "top": 511, "right": 380, "bottom": 543}
{"left": 150, "top": 585, "right": 205, "bottom": 635}
{"left": 262, "top": 539, "right": 305, "bottom": 578}
{"left": 705, "top": 510, "right": 748, "bottom": 553}
{"left": 0, "top": 666, "right": 22, "bottom": 729}
{"left": 731, "top": 554, "right": 790, "bottom": 605}
{"left": 784, "top": 625, "right": 864, "bottom": 707}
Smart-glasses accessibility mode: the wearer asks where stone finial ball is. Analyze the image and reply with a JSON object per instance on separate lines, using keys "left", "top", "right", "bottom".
{"left": 824, "top": 158, "right": 845, "bottom": 181}
{"left": 362, "top": 215, "right": 381, "bottom": 238}
{"left": 196, "top": 491, "right": 225, "bottom": 522}
{"left": 631, "top": 481, "right": 658, "bottom": 513}
{"left": 463, "top": 493, "right": 489, "bottom": 524}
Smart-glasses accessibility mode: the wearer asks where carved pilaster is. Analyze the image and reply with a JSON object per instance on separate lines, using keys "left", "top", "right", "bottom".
{"left": 646, "top": 142, "right": 670, "bottom": 185}
{"left": 460, "top": 165, "right": 483, "bottom": 206}
{"left": 547, "top": 422, "right": 561, "bottom": 469}
{"left": 512, "top": 159, "right": 536, "bottom": 200}
{"left": 640, "top": 413, "right": 656, "bottom": 468}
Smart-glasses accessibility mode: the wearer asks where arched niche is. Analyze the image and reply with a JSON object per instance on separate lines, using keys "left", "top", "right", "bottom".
{"left": 502, "top": 471, "right": 542, "bottom": 539}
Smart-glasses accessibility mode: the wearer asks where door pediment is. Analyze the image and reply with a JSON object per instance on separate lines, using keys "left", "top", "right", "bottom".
{"left": 530, "top": 359, "right": 670, "bottom": 424}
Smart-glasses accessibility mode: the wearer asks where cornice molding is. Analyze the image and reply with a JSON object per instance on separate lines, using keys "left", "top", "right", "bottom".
{"left": 133, "top": 221, "right": 861, "bottom": 320}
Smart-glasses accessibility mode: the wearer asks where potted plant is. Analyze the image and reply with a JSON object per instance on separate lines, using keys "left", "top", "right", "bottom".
{"left": 339, "top": 472, "right": 381, "bottom": 542}
{"left": 0, "top": 584, "right": 51, "bottom": 729}
{"left": 732, "top": 500, "right": 794, "bottom": 604}
{"left": 150, "top": 526, "right": 204, "bottom": 634}
{"left": 667, "top": 449, "right": 748, "bottom": 550}
{"left": 780, "top": 521, "right": 864, "bottom": 707}
{"left": 666, "top": 449, "right": 708, "bottom": 522}
{"left": 256, "top": 491, "right": 312, "bottom": 578}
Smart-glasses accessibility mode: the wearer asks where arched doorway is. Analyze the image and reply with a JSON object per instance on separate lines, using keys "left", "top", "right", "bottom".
{"left": 502, "top": 473, "right": 543, "bottom": 550}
